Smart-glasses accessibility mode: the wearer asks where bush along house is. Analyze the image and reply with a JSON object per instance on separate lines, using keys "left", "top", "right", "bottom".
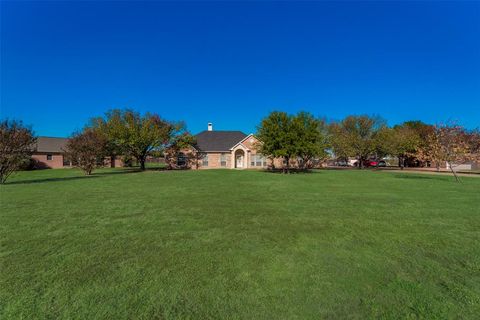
{"left": 166, "top": 123, "right": 271, "bottom": 170}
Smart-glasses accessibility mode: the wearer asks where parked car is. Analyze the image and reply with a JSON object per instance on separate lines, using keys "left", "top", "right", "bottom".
{"left": 365, "top": 160, "right": 378, "bottom": 167}
{"left": 353, "top": 159, "right": 386, "bottom": 167}
{"left": 377, "top": 160, "right": 387, "bottom": 167}
{"left": 335, "top": 159, "right": 349, "bottom": 166}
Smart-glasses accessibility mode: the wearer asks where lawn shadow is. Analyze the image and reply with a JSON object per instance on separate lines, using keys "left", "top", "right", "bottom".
{"left": 93, "top": 168, "right": 142, "bottom": 176}
{"left": 262, "top": 168, "right": 321, "bottom": 174}
{"left": 392, "top": 174, "right": 444, "bottom": 181}
{"left": 143, "top": 167, "right": 168, "bottom": 172}
{"left": 5, "top": 168, "right": 143, "bottom": 185}
{"left": 5, "top": 175, "right": 102, "bottom": 185}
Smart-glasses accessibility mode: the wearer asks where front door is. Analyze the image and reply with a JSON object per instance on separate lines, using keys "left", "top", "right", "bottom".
{"left": 236, "top": 155, "right": 243, "bottom": 168}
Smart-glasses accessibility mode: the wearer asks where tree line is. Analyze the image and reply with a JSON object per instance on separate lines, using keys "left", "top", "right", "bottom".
{"left": 1, "top": 109, "right": 479, "bottom": 183}
{"left": 257, "top": 111, "right": 480, "bottom": 178}
{"left": 0, "top": 110, "right": 192, "bottom": 182}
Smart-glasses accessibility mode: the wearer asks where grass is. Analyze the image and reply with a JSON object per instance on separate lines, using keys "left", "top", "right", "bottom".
{"left": 1, "top": 168, "right": 479, "bottom": 319}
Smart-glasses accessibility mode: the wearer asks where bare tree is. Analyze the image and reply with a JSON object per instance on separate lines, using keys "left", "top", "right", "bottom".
{"left": 467, "top": 129, "right": 480, "bottom": 161}
{"left": 0, "top": 120, "right": 36, "bottom": 184}
{"left": 421, "top": 123, "right": 472, "bottom": 182}
{"left": 64, "top": 129, "right": 108, "bottom": 175}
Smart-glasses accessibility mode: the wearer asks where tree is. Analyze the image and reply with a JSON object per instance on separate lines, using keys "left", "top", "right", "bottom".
{"left": 0, "top": 120, "right": 36, "bottom": 184}
{"left": 92, "top": 109, "right": 182, "bottom": 171}
{"left": 256, "top": 111, "right": 328, "bottom": 173}
{"left": 64, "top": 129, "right": 108, "bottom": 175}
{"left": 88, "top": 117, "right": 122, "bottom": 168}
{"left": 256, "top": 111, "right": 296, "bottom": 173}
{"left": 291, "top": 112, "right": 329, "bottom": 169}
{"left": 401, "top": 121, "right": 434, "bottom": 167}
{"left": 164, "top": 132, "right": 198, "bottom": 169}
{"left": 329, "top": 115, "right": 386, "bottom": 169}
{"left": 378, "top": 124, "right": 421, "bottom": 169}
{"left": 420, "top": 123, "right": 472, "bottom": 182}
{"left": 467, "top": 130, "right": 480, "bottom": 161}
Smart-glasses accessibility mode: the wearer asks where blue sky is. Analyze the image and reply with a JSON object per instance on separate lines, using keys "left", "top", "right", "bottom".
{"left": 1, "top": 1, "right": 479, "bottom": 136}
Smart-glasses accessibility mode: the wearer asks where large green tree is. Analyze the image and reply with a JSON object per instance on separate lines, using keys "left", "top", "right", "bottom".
{"left": 92, "top": 109, "right": 183, "bottom": 171}
{"left": 291, "top": 112, "right": 329, "bottom": 169}
{"left": 256, "top": 111, "right": 328, "bottom": 172}
{"left": 401, "top": 121, "right": 434, "bottom": 167}
{"left": 377, "top": 124, "right": 421, "bottom": 169}
{"left": 256, "top": 111, "right": 295, "bottom": 172}
{"left": 329, "top": 115, "right": 386, "bottom": 169}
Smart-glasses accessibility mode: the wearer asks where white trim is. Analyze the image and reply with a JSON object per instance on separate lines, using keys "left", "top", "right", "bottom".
{"left": 233, "top": 148, "right": 246, "bottom": 169}
{"left": 229, "top": 133, "right": 255, "bottom": 151}
{"left": 231, "top": 144, "right": 249, "bottom": 169}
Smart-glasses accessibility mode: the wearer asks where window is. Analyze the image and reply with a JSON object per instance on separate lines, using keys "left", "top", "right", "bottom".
{"left": 202, "top": 154, "right": 209, "bottom": 167}
{"left": 63, "top": 157, "right": 71, "bottom": 167}
{"left": 251, "top": 154, "right": 267, "bottom": 167}
{"left": 177, "top": 152, "right": 186, "bottom": 167}
{"left": 256, "top": 155, "right": 263, "bottom": 167}
{"left": 220, "top": 153, "right": 227, "bottom": 167}
{"left": 47, "top": 154, "right": 53, "bottom": 161}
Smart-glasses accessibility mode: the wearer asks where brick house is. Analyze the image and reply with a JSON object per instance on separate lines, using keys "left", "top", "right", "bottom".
{"left": 32, "top": 136, "right": 123, "bottom": 169}
{"left": 32, "top": 137, "right": 71, "bottom": 169}
{"left": 169, "top": 123, "right": 280, "bottom": 170}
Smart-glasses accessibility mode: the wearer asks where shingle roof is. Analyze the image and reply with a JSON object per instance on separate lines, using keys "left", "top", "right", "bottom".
{"left": 194, "top": 131, "right": 247, "bottom": 152}
{"left": 35, "top": 137, "right": 69, "bottom": 153}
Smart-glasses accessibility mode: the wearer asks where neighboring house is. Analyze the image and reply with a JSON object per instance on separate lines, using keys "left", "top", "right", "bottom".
{"left": 32, "top": 137, "right": 71, "bottom": 169}
{"left": 32, "top": 136, "right": 124, "bottom": 169}
{"left": 171, "top": 123, "right": 270, "bottom": 170}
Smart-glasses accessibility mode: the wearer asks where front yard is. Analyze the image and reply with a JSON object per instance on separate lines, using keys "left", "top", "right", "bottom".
{"left": 1, "top": 168, "right": 479, "bottom": 319}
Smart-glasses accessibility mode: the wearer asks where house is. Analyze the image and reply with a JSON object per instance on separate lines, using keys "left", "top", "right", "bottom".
{"left": 32, "top": 136, "right": 123, "bottom": 169}
{"left": 32, "top": 137, "right": 71, "bottom": 169}
{"left": 171, "top": 123, "right": 270, "bottom": 170}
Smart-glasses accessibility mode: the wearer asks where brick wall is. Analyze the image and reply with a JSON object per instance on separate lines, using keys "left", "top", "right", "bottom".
{"left": 32, "top": 153, "right": 65, "bottom": 169}
{"left": 104, "top": 156, "right": 124, "bottom": 168}
{"left": 32, "top": 153, "right": 125, "bottom": 169}
{"left": 241, "top": 136, "right": 268, "bottom": 169}
{"left": 197, "top": 152, "right": 231, "bottom": 169}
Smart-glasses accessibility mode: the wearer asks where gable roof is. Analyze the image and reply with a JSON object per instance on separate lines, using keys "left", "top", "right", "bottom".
{"left": 35, "top": 137, "right": 69, "bottom": 153}
{"left": 194, "top": 130, "right": 247, "bottom": 152}
{"left": 230, "top": 133, "right": 255, "bottom": 150}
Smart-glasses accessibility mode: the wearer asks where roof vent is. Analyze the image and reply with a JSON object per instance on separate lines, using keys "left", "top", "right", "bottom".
{"left": 208, "top": 122, "right": 213, "bottom": 131}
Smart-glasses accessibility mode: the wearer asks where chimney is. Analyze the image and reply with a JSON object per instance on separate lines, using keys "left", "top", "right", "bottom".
{"left": 208, "top": 122, "right": 213, "bottom": 131}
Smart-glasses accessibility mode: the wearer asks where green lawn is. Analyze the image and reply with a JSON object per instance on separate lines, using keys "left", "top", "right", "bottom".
{"left": 1, "top": 168, "right": 479, "bottom": 319}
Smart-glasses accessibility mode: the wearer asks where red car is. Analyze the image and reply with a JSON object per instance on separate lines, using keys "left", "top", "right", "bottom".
{"left": 354, "top": 159, "right": 386, "bottom": 167}
{"left": 365, "top": 160, "right": 379, "bottom": 167}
